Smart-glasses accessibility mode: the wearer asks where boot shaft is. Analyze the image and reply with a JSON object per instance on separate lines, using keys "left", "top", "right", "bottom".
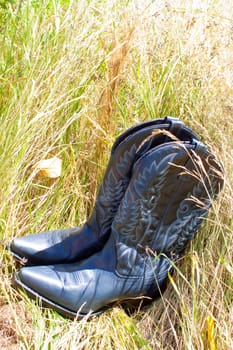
{"left": 112, "top": 139, "right": 224, "bottom": 277}
{"left": 88, "top": 117, "right": 200, "bottom": 240}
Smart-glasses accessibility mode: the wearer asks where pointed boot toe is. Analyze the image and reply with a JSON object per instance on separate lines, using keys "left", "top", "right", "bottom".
{"left": 16, "top": 265, "right": 62, "bottom": 296}
{"left": 10, "top": 237, "right": 35, "bottom": 263}
{"left": 14, "top": 265, "right": 82, "bottom": 318}
{"left": 10, "top": 228, "right": 79, "bottom": 265}
{"left": 15, "top": 264, "right": 95, "bottom": 318}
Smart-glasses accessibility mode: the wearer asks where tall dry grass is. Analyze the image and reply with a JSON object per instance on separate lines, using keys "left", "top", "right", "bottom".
{"left": 0, "top": 0, "right": 232, "bottom": 349}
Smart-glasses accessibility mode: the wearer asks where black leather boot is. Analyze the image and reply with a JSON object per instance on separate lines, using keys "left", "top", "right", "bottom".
{"left": 10, "top": 117, "right": 198, "bottom": 266}
{"left": 13, "top": 139, "right": 224, "bottom": 318}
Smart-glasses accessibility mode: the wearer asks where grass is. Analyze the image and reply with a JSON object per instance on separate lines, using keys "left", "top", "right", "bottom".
{"left": 0, "top": 0, "right": 232, "bottom": 349}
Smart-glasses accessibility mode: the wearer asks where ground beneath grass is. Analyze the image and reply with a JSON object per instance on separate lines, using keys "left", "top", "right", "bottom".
{"left": 0, "top": 301, "right": 31, "bottom": 349}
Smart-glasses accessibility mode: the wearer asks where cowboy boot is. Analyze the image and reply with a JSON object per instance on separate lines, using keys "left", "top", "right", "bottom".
{"left": 10, "top": 117, "right": 198, "bottom": 266}
{"left": 13, "top": 138, "right": 224, "bottom": 318}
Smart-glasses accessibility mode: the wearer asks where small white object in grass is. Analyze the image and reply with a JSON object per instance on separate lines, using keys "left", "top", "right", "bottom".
{"left": 35, "top": 156, "right": 62, "bottom": 178}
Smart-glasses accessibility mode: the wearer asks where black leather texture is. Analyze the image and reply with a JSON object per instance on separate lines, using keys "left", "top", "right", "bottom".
{"left": 13, "top": 134, "right": 224, "bottom": 318}
{"left": 10, "top": 117, "right": 199, "bottom": 265}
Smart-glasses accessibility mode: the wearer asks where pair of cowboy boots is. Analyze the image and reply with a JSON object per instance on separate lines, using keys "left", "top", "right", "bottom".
{"left": 10, "top": 117, "right": 224, "bottom": 318}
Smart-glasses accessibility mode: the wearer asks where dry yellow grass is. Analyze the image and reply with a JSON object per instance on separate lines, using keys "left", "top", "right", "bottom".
{"left": 0, "top": 0, "right": 232, "bottom": 349}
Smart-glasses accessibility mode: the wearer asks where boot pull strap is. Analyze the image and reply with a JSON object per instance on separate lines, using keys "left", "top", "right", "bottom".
{"left": 165, "top": 116, "right": 200, "bottom": 143}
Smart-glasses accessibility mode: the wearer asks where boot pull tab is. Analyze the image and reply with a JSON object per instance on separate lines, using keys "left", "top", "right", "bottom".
{"left": 192, "top": 139, "right": 208, "bottom": 153}
{"left": 165, "top": 116, "right": 184, "bottom": 133}
{"left": 165, "top": 116, "right": 200, "bottom": 143}
{"left": 163, "top": 116, "right": 184, "bottom": 142}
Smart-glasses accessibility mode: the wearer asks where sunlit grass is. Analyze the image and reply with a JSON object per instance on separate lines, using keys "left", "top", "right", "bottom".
{"left": 0, "top": 0, "right": 232, "bottom": 349}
